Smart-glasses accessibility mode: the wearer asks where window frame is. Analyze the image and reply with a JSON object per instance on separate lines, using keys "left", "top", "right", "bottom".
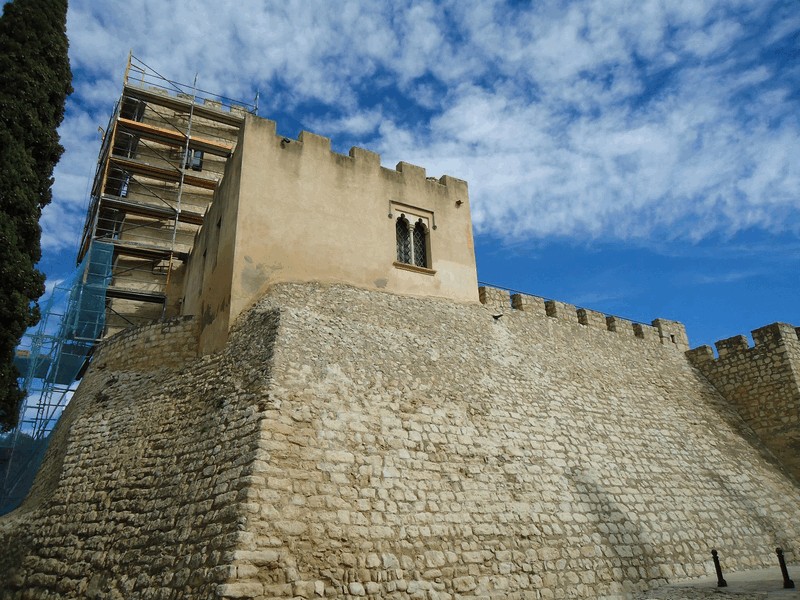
{"left": 185, "top": 148, "right": 204, "bottom": 171}
{"left": 391, "top": 203, "right": 435, "bottom": 275}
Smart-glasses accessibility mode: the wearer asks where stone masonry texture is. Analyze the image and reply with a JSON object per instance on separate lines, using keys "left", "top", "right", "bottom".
{"left": 687, "top": 323, "right": 800, "bottom": 482}
{"left": 1, "top": 283, "right": 799, "bottom": 599}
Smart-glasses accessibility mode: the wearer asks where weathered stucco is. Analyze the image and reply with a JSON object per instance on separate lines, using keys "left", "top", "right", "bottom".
{"left": 2, "top": 283, "right": 798, "bottom": 599}
{"left": 181, "top": 115, "right": 478, "bottom": 353}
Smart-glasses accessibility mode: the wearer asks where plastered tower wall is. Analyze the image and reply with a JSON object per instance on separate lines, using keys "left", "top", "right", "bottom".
{"left": 687, "top": 322, "right": 800, "bottom": 481}
{"left": 3, "top": 282, "right": 799, "bottom": 600}
{"left": 182, "top": 114, "right": 478, "bottom": 353}
{"left": 181, "top": 137, "right": 246, "bottom": 347}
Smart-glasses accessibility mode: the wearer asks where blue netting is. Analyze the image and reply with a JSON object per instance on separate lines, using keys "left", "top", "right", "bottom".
{"left": 2, "top": 241, "right": 113, "bottom": 514}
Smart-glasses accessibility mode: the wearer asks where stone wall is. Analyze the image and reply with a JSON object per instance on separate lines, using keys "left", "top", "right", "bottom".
{"left": 0, "top": 309, "right": 280, "bottom": 598}
{"left": 222, "top": 284, "right": 800, "bottom": 600}
{"left": 479, "top": 287, "right": 689, "bottom": 351}
{"left": 687, "top": 322, "right": 800, "bottom": 482}
{"left": 1, "top": 283, "right": 799, "bottom": 599}
{"left": 93, "top": 315, "right": 200, "bottom": 373}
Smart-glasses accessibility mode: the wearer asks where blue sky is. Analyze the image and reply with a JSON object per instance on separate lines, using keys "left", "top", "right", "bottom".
{"left": 32, "top": 0, "right": 800, "bottom": 350}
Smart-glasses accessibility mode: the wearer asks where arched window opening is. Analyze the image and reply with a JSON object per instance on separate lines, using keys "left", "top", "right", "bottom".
{"left": 413, "top": 220, "right": 427, "bottom": 268}
{"left": 396, "top": 215, "right": 411, "bottom": 264}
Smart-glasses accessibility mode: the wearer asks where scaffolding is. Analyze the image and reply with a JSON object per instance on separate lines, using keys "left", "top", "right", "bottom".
{"left": 0, "top": 55, "right": 255, "bottom": 514}
{"left": 77, "top": 54, "right": 254, "bottom": 335}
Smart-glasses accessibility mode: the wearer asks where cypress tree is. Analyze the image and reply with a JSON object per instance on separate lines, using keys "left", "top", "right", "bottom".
{"left": 0, "top": 0, "right": 72, "bottom": 431}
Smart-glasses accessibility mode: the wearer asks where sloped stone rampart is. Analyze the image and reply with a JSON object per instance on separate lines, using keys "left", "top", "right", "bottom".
{"left": 1, "top": 283, "right": 799, "bottom": 600}
{"left": 687, "top": 323, "right": 800, "bottom": 481}
{"left": 232, "top": 284, "right": 800, "bottom": 599}
{"left": 0, "top": 309, "right": 280, "bottom": 598}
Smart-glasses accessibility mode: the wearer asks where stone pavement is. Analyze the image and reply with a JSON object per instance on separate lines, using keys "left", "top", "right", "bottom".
{"left": 638, "top": 567, "right": 799, "bottom": 599}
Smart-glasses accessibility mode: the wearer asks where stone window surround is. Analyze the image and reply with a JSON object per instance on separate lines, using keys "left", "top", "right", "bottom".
{"left": 391, "top": 202, "right": 435, "bottom": 274}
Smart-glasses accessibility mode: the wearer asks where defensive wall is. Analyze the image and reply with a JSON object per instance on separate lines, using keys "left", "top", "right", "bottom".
{"left": 687, "top": 323, "right": 800, "bottom": 481}
{"left": 1, "top": 282, "right": 799, "bottom": 599}
{"left": 478, "top": 287, "right": 689, "bottom": 351}
{"left": 91, "top": 315, "right": 200, "bottom": 373}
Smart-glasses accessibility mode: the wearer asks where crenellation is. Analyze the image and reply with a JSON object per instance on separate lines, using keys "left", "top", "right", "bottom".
{"left": 438, "top": 174, "right": 468, "bottom": 192}
{"left": 230, "top": 104, "right": 249, "bottom": 117}
{"left": 633, "top": 322, "right": 660, "bottom": 342}
{"left": 607, "top": 316, "right": 635, "bottom": 336}
{"left": 479, "top": 286, "right": 510, "bottom": 311}
{"left": 395, "top": 160, "right": 427, "bottom": 181}
{"left": 545, "top": 299, "right": 577, "bottom": 322}
{"left": 751, "top": 322, "right": 798, "bottom": 348}
{"left": 495, "top": 291, "right": 686, "bottom": 350}
{"left": 348, "top": 146, "right": 381, "bottom": 167}
{"left": 685, "top": 345, "right": 715, "bottom": 365}
{"left": 653, "top": 319, "right": 690, "bottom": 351}
{"left": 298, "top": 130, "right": 332, "bottom": 152}
{"left": 511, "top": 292, "right": 546, "bottom": 314}
{"left": 577, "top": 307, "right": 607, "bottom": 330}
{"left": 714, "top": 335, "right": 750, "bottom": 357}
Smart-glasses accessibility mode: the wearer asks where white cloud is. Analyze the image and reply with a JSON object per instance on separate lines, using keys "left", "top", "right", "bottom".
{"left": 48, "top": 0, "right": 800, "bottom": 257}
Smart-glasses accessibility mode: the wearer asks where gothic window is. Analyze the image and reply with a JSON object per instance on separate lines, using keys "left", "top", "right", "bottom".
{"left": 413, "top": 220, "right": 428, "bottom": 267}
{"left": 395, "top": 214, "right": 429, "bottom": 269}
{"left": 396, "top": 215, "right": 412, "bottom": 264}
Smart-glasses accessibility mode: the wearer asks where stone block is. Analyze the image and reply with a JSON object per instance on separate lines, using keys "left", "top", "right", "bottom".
{"left": 216, "top": 582, "right": 263, "bottom": 598}
{"left": 577, "top": 308, "right": 607, "bottom": 330}
{"left": 633, "top": 323, "right": 660, "bottom": 342}
{"left": 545, "top": 300, "right": 577, "bottom": 322}
{"left": 715, "top": 335, "right": 749, "bottom": 357}
{"left": 606, "top": 316, "right": 634, "bottom": 336}
{"left": 511, "top": 293, "right": 546, "bottom": 314}
{"left": 479, "top": 286, "right": 510, "bottom": 310}
{"left": 752, "top": 322, "right": 798, "bottom": 348}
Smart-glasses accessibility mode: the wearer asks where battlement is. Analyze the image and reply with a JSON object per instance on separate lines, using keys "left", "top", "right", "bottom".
{"left": 686, "top": 322, "right": 800, "bottom": 364}
{"left": 255, "top": 119, "right": 469, "bottom": 194}
{"left": 125, "top": 82, "right": 253, "bottom": 119}
{"left": 686, "top": 321, "right": 800, "bottom": 481}
{"left": 183, "top": 113, "right": 477, "bottom": 353}
{"left": 479, "top": 286, "right": 689, "bottom": 350}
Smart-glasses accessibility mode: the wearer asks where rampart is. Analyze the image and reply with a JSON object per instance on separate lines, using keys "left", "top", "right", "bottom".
{"left": 2, "top": 282, "right": 799, "bottom": 599}
{"left": 479, "top": 287, "right": 690, "bottom": 351}
{"left": 687, "top": 323, "right": 800, "bottom": 481}
{"left": 92, "top": 315, "right": 199, "bottom": 373}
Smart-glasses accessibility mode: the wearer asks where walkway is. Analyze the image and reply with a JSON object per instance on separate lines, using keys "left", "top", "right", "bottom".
{"left": 639, "top": 567, "right": 798, "bottom": 599}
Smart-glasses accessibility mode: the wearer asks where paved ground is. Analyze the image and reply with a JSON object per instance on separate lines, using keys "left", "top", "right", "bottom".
{"left": 638, "top": 567, "right": 798, "bottom": 599}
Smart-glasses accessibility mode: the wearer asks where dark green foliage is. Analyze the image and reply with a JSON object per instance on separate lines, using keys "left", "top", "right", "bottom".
{"left": 0, "top": 0, "right": 72, "bottom": 431}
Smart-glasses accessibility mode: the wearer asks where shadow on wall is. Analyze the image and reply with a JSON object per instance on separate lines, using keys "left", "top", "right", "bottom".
{"left": 563, "top": 467, "right": 666, "bottom": 596}
{"left": 0, "top": 434, "right": 51, "bottom": 515}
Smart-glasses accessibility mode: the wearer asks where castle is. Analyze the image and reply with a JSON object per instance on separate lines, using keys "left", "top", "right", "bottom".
{"left": 0, "top": 60, "right": 798, "bottom": 599}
